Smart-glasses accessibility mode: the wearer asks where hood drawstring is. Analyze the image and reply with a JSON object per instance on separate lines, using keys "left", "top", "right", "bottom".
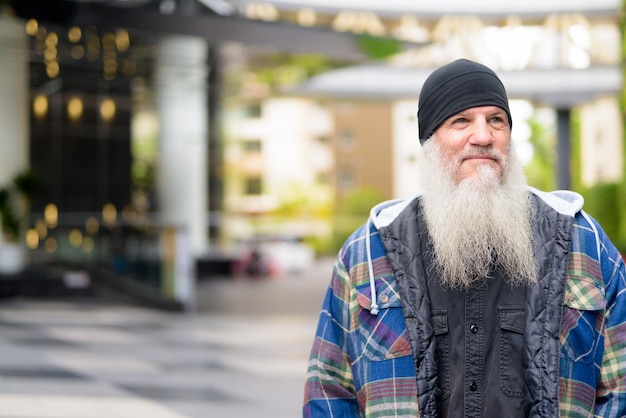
{"left": 365, "top": 195, "right": 417, "bottom": 317}
{"left": 581, "top": 211, "right": 601, "bottom": 261}
{"left": 366, "top": 219, "right": 379, "bottom": 315}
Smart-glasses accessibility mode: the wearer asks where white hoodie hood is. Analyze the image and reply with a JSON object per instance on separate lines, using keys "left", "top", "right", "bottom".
{"left": 364, "top": 187, "right": 586, "bottom": 315}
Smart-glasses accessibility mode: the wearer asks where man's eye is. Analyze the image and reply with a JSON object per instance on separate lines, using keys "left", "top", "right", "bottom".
{"left": 453, "top": 118, "right": 468, "bottom": 124}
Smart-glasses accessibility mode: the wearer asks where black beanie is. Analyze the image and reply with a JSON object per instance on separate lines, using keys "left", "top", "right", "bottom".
{"left": 417, "top": 59, "right": 512, "bottom": 144}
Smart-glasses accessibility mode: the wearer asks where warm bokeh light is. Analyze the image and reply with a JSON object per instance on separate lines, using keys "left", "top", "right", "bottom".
{"left": 69, "top": 229, "right": 83, "bottom": 248}
{"left": 67, "top": 97, "right": 83, "bottom": 120}
{"left": 102, "top": 203, "right": 117, "bottom": 226}
{"left": 297, "top": 8, "right": 316, "bottom": 27}
{"left": 103, "top": 60, "right": 118, "bottom": 80}
{"left": 36, "top": 26, "right": 47, "bottom": 41}
{"left": 71, "top": 45, "right": 85, "bottom": 60}
{"left": 245, "top": 2, "right": 278, "bottom": 21}
{"left": 85, "top": 216, "right": 99, "bottom": 234}
{"left": 100, "top": 98, "right": 116, "bottom": 122}
{"left": 115, "top": 29, "right": 130, "bottom": 52}
{"left": 44, "top": 203, "right": 58, "bottom": 228}
{"left": 392, "top": 15, "right": 430, "bottom": 42}
{"left": 82, "top": 236, "right": 95, "bottom": 253}
{"left": 68, "top": 26, "right": 82, "bottom": 43}
{"left": 102, "top": 32, "right": 116, "bottom": 50}
{"left": 33, "top": 95, "right": 48, "bottom": 118}
{"left": 35, "top": 218, "right": 48, "bottom": 239}
{"left": 25, "top": 228, "right": 39, "bottom": 249}
{"left": 46, "top": 61, "right": 59, "bottom": 78}
{"left": 44, "top": 47, "right": 57, "bottom": 62}
{"left": 332, "top": 11, "right": 386, "bottom": 35}
{"left": 25, "top": 19, "right": 38, "bottom": 36}
{"left": 85, "top": 28, "right": 101, "bottom": 62}
{"left": 44, "top": 237, "right": 58, "bottom": 253}
{"left": 45, "top": 32, "right": 58, "bottom": 47}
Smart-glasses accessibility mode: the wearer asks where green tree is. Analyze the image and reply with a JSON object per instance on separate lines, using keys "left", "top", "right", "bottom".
{"left": 569, "top": 107, "right": 625, "bottom": 251}
{"left": 523, "top": 117, "right": 556, "bottom": 191}
{"left": 355, "top": 35, "right": 402, "bottom": 60}
{"left": 331, "top": 186, "right": 386, "bottom": 253}
{"left": 246, "top": 53, "right": 351, "bottom": 93}
{"left": 0, "top": 169, "right": 43, "bottom": 242}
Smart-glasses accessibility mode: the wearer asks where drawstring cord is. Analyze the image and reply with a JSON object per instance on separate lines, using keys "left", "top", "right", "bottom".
{"left": 366, "top": 219, "right": 379, "bottom": 315}
{"left": 581, "top": 211, "right": 601, "bottom": 261}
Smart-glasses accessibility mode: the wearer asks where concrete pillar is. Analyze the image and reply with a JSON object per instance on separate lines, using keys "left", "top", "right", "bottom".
{"left": 0, "top": 16, "right": 28, "bottom": 270}
{"left": 0, "top": 17, "right": 29, "bottom": 185}
{"left": 154, "top": 35, "right": 209, "bottom": 257}
{"left": 556, "top": 108, "right": 571, "bottom": 190}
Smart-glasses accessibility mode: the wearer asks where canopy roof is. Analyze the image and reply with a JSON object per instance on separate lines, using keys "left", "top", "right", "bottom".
{"left": 229, "top": 0, "right": 619, "bottom": 18}
{"left": 293, "top": 64, "right": 621, "bottom": 107}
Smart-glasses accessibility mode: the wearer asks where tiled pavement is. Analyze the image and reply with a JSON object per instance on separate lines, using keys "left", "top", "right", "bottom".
{"left": 0, "top": 258, "right": 334, "bottom": 418}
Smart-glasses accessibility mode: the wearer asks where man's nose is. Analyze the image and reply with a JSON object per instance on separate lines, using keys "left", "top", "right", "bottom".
{"left": 468, "top": 119, "right": 494, "bottom": 146}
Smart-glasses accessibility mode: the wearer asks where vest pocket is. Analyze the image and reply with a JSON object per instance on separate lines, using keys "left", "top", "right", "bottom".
{"left": 498, "top": 306, "right": 525, "bottom": 398}
{"left": 432, "top": 310, "right": 451, "bottom": 400}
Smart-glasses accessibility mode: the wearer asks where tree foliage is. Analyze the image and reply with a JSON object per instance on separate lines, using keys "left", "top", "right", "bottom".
{"left": 523, "top": 117, "right": 556, "bottom": 191}
{"left": 245, "top": 53, "right": 351, "bottom": 92}
{"left": 0, "top": 169, "right": 44, "bottom": 242}
{"left": 331, "top": 186, "right": 386, "bottom": 253}
{"left": 355, "top": 35, "right": 402, "bottom": 60}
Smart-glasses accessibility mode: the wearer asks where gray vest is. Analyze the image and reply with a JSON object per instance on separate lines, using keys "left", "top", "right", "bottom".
{"left": 379, "top": 193, "right": 572, "bottom": 417}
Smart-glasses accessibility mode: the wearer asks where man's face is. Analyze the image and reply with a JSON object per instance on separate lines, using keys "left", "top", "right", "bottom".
{"left": 432, "top": 105, "right": 511, "bottom": 184}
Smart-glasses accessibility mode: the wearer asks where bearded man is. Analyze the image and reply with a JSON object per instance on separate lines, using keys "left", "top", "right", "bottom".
{"left": 303, "top": 59, "right": 626, "bottom": 417}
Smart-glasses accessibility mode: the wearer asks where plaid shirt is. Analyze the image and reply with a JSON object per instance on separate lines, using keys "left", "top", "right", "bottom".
{"left": 304, "top": 206, "right": 626, "bottom": 417}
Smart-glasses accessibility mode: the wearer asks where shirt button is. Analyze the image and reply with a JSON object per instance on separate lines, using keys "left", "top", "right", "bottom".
{"left": 380, "top": 295, "right": 389, "bottom": 303}
{"left": 469, "top": 381, "right": 478, "bottom": 391}
{"left": 469, "top": 324, "right": 478, "bottom": 333}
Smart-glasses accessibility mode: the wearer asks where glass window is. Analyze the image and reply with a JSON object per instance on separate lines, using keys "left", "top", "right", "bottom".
{"left": 316, "top": 172, "right": 331, "bottom": 185}
{"left": 243, "top": 139, "right": 262, "bottom": 152}
{"left": 245, "top": 177, "right": 262, "bottom": 195}
{"left": 244, "top": 103, "right": 262, "bottom": 118}
{"left": 338, "top": 168, "right": 355, "bottom": 191}
{"left": 338, "top": 130, "right": 354, "bottom": 147}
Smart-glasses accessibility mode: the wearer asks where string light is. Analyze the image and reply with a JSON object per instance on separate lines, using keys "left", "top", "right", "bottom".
{"left": 33, "top": 95, "right": 48, "bottom": 118}
{"left": 67, "top": 97, "right": 83, "bottom": 120}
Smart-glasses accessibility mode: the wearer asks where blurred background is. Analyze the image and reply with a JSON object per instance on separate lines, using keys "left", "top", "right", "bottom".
{"left": 0, "top": 0, "right": 624, "bottom": 415}
{"left": 0, "top": 0, "right": 623, "bottom": 309}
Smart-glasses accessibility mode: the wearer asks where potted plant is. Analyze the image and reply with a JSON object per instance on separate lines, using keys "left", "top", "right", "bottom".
{"left": 0, "top": 169, "right": 43, "bottom": 274}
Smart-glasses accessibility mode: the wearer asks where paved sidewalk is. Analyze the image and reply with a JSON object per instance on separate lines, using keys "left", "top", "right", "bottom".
{"left": 195, "top": 257, "right": 334, "bottom": 316}
{"left": 0, "top": 258, "right": 335, "bottom": 418}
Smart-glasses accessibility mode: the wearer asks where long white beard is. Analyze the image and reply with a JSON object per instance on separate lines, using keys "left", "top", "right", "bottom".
{"left": 418, "top": 139, "right": 537, "bottom": 290}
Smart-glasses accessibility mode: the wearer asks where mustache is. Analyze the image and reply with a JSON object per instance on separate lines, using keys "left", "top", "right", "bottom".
{"left": 458, "top": 147, "right": 505, "bottom": 163}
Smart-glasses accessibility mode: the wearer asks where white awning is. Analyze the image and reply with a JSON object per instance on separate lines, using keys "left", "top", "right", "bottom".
{"left": 229, "top": 0, "right": 619, "bottom": 18}
{"left": 291, "top": 64, "right": 622, "bottom": 107}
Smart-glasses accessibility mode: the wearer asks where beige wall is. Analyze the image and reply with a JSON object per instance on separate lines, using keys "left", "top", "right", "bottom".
{"left": 579, "top": 96, "right": 623, "bottom": 187}
{"left": 332, "top": 101, "right": 394, "bottom": 200}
